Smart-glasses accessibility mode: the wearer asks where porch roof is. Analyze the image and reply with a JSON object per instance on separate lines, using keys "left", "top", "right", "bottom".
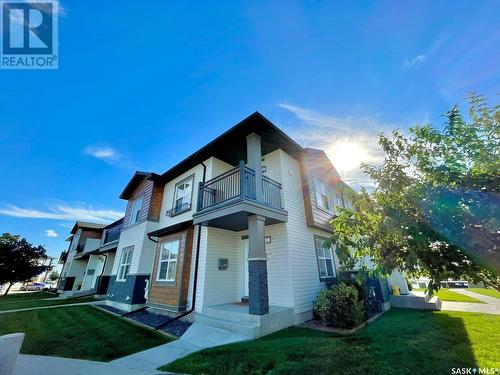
{"left": 147, "top": 220, "right": 193, "bottom": 238}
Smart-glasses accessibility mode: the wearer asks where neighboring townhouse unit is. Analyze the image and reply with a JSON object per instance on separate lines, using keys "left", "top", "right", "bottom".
{"left": 104, "top": 112, "right": 389, "bottom": 338}
{"left": 96, "top": 217, "right": 124, "bottom": 296}
{"left": 104, "top": 172, "right": 165, "bottom": 309}
{"left": 58, "top": 218, "right": 123, "bottom": 296}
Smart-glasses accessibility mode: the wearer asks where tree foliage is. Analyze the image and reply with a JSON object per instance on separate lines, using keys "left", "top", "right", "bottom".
{"left": 331, "top": 94, "right": 499, "bottom": 293}
{"left": 48, "top": 270, "right": 60, "bottom": 281}
{"left": 0, "top": 233, "right": 52, "bottom": 296}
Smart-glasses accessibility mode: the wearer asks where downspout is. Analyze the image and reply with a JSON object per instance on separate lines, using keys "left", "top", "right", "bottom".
{"left": 154, "top": 160, "right": 206, "bottom": 330}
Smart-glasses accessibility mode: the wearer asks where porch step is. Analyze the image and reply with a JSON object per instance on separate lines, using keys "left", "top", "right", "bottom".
{"left": 390, "top": 294, "right": 442, "bottom": 310}
{"left": 194, "top": 313, "right": 260, "bottom": 338}
{"left": 58, "top": 288, "right": 97, "bottom": 299}
{"left": 202, "top": 305, "right": 261, "bottom": 325}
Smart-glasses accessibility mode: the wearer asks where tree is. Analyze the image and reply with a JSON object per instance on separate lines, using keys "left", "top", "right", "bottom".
{"left": 0, "top": 233, "right": 53, "bottom": 296}
{"left": 331, "top": 94, "right": 499, "bottom": 293}
{"left": 48, "top": 270, "right": 60, "bottom": 281}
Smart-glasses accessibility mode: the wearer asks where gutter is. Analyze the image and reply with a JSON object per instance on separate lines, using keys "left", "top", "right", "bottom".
{"left": 153, "top": 161, "right": 207, "bottom": 330}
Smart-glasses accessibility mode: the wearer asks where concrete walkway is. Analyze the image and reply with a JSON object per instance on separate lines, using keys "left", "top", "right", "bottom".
{"left": 440, "top": 289, "right": 500, "bottom": 315}
{"left": 110, "top": 323, "right": 250, "bottom": 371}
{"left": 13, "top": 354, "right": 174, "bottom": 375}
{"left": 451, "top": 288, "right": 500, "bottom": 306}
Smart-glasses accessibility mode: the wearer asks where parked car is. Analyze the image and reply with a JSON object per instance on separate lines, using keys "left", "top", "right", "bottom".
{"left": 44, "top": 281, "right": 57, "bottom": 291}
{"left": 20, "top": 282, "right": 48, "bottom": 291}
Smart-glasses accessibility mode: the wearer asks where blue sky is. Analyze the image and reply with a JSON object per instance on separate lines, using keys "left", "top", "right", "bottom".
{"left": 0, "top": 0, "right": 498, "bottom": 260}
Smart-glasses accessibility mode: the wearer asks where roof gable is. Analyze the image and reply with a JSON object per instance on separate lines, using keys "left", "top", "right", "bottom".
{"left": 158, "top": 111, "right": 304, "bottom": 183}
{"left": 119, "top": 171, "right": 161, "bottom": 200}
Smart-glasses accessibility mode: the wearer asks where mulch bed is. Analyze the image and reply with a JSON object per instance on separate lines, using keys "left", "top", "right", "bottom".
{"left": 300, "top": 311, "right": 385, "bottom": 335}
{"left": 126, "top": 309, "right": 191, "bottom": 337}
{"left": 94, "top": 304, "right": 191, "bottom": 337}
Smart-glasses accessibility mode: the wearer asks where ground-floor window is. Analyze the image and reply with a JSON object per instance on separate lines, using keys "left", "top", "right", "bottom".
{"left": 314, "top": 236, "right": 336, "bottom": 281}
{"left": 157, "top": 238, "right": 180, "bottom": 282}
{"left": 117, "top": 246, "right": 133, "bottom": 281}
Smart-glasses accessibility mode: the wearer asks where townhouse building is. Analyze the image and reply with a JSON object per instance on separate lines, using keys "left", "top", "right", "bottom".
{"left": 100, "top": 112, "right": 397, "bottom": 338}
{"left": 58, "top": 218, "right": 123, "bottom": 296}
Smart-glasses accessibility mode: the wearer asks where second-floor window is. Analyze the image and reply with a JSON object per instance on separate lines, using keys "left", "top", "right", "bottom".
{"left": 173, "top": 176, "right": 193, "bottom": 214}
{"left": 314, "top": 179, "right": 330, "bottom": 210}
{"left": 130, "top": 197, "right": 143, "bottom": 225}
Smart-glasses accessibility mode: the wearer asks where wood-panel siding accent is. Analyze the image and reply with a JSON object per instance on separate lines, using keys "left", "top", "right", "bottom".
{"left": 148, "top": 184, "right": 165, "bottom": 222}
{"left": 148, "top": 226, "right": 194, "bottom": 310}
{"left": 122, "top": 178, "right": 164, "bottom": 229}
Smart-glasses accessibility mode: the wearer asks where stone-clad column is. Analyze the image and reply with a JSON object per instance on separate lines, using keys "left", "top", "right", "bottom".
{"left": 248, "top": 214, "right": 269, "bottom": 315}
{"left": 246, "top": 132, "right": 263, "bottom": 201}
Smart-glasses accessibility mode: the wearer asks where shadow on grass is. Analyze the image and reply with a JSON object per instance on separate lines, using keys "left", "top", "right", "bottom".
{"left": 162, "top": 309, "right": 487, "bottom": 375}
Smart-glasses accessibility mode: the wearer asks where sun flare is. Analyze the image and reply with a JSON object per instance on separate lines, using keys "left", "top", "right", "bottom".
{"left": 326, "top": 141, "right": 372, "bottom": 173}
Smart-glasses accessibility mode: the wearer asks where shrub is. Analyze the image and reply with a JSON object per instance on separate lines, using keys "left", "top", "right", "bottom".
{"left": 314, "top": 283, "right": 365, "bottom": 329}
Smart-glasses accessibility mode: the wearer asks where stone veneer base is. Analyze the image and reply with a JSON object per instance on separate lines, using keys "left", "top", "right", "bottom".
{"left": 105, "top": 274, "right": 150, "bottom": 306}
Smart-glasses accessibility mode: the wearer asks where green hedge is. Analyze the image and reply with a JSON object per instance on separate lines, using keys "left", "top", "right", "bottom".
{"left": 314, "top": 283, "right": 365, "bottom": 329}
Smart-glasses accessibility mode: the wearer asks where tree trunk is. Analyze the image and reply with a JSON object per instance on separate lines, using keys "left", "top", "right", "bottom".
{"left": 3, "top": 282, "right": 13, "bottom": 296}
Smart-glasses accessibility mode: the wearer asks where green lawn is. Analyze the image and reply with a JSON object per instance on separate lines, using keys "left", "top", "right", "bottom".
{"left": 414, "top": 288, "right": 484, "bottom": 303}
{"left": 0, "top": 295, "right": 97, "bottom": 311}
{"left": 468, "top": 288, "right": 500, "bottom": 299}
{"left": 161, "top": 309, "right": 500, "bottom": 374}
{"left": 0, "top": 291, "right": 57, "bottom": 302}
{"left": 0, "top": 306, "right": 170, "bottom": 361}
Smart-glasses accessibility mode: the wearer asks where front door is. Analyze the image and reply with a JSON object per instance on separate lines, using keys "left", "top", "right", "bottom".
{"left": 89, "top": 256, "right": 105, "bottom": 289}
{"left": 243, "top": 239, "right": 249, "bottom": 297}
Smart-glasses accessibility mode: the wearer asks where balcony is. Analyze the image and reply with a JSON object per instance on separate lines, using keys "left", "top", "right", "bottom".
{"left": 193, "top": 161, "right": 287, "bottom": 231}
{"left": 58, "top": 250, "right": 68, "bottom": 264}
{"left": 74, "top": 238, "right": 101, "bottom": 258}
{"left": 103, "top": 226, "right": 121, "bottom": 245}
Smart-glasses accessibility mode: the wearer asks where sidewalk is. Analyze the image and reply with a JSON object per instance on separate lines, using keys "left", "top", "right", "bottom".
{"left": 110, "top": 322, "right": 250, "bottom": 371}
{"left": 0, "top": 301, "right": 100, "bottom": 314}
{"left": 13, "top": 354, "right": 174, "bottom": 375}
{"left": 440, "top": 289, "right": 500, "bottom": 315}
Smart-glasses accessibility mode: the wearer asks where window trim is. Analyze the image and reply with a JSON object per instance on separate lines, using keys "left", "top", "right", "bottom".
{"left": 314, "top": 236, "right": 337, "bottom": 282}
{"left": 117, "top": 246, "right": 134, "bottom": 281}
{"left": 314, "top": 178, "right": 331, "bottom": 211}
{"left": 171, "top": 174, "right": 194, "bottom": 216}
{"left": 156, "top": 238, "right": 181, "bottom": 283}
{"left": 129, "top": 196, "right": 144, "bottom": 225}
